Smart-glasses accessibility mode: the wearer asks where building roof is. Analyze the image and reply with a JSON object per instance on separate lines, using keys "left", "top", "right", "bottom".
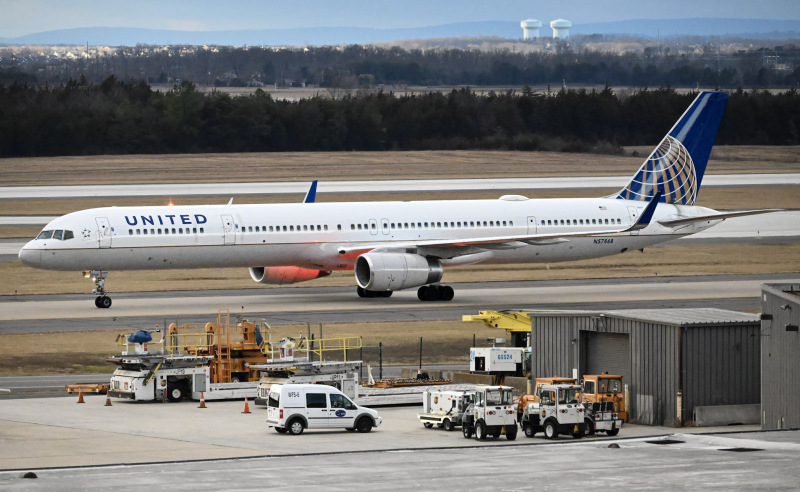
{"left": 601, "top": 308, "right": 759, "bottom": 326}
{"left": 525, "top": 308, "right": 759, "bottom": 326}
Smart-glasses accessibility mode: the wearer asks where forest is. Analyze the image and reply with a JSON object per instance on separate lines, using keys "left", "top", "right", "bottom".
{"left": 0, "top": 78, "right": 798, "bottom": 157}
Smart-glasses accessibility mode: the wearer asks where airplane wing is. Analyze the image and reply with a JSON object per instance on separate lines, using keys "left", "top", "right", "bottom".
{"left": 657, "top": 208, "right": 784, "bottom": 227}
{"left": 338, "top": 192, "right": 662, "bottom": 256}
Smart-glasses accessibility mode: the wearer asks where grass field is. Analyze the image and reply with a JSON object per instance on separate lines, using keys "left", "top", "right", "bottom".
{"left": 2, "top": 146, "right": 799, "bottom": 186}
{"left": 0, "top": 320, "right": 500, "bottom": 376}
{"left": 2, "top": 147, "right": 798, "bottom": 376}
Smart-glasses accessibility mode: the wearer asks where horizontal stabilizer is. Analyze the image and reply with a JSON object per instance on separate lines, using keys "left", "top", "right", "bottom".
{"left": 658, "top": 208, "right": 784, "bottom": 227}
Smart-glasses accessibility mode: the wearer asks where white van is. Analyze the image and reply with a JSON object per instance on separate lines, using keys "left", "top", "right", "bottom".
{"left": 266, "top": 383, "right": 382, "bottom": 435}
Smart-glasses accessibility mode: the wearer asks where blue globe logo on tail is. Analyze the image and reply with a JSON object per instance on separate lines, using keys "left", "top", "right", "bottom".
{"left": 619, "top": 135, "right": 697, "bottom": 205}
{"left": 616, "top": 91, "right": 728, "bottom": 206}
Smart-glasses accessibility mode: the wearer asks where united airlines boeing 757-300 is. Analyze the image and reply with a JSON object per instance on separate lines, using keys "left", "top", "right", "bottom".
{"left": 18, "top": 91, "right": 778, "bottom": 308}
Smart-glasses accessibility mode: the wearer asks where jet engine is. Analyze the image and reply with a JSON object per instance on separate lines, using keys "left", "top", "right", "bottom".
{"left": 249, "top": 266, "right": 331, "bottom": 285}
{"left": 355, "top": 253, "right": 443, "bottom": 291}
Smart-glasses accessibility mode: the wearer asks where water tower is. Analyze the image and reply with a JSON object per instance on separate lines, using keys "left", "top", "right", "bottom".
{"left": 550, "top": 18, "right": 572, "bottom": 39}
{"left": 520, "top": 19, "right": 543, "bottom": 40}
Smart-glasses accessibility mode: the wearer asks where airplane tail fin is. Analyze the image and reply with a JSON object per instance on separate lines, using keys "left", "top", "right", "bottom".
{"left": 616, "top": 91, "right": 728, "bottom": 206}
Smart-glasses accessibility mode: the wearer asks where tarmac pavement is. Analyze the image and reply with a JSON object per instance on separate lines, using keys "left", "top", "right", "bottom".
{"left": 1, "top": 394, "right": 798, "bottom": 489}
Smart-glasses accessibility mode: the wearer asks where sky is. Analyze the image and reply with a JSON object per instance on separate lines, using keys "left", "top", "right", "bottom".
{"left": 3, "top": 0, "right": 800, "bottom": 38}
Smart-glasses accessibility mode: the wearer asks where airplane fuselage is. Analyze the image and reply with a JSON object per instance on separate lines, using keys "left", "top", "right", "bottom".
{"left": 18, "top": 196, "right": 719, "bottom": 273}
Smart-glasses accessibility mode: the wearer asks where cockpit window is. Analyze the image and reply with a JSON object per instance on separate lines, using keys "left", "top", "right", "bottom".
{"left": 36, "top": 230, "right": 74, "bottom": 240}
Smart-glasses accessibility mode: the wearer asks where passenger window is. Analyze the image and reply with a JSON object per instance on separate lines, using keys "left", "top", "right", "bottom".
{"left": 337, "top": 225, "right": 342, "bottom": 230}
{"left": 193, "top": 228, "right": 197, "bottom": 233}
{"left": 306, "top": 393, "right": 327, "bottom": 409}
{"left": 199, "top": 228, "right": 204, "bottom": 233}
{"left": 129, "top": 229, "right": 133, "bottom": 235}
{"left": 324, "top": 225, "right": 328, "bottom": 231}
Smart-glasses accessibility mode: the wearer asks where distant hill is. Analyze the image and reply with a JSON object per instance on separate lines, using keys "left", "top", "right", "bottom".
{"left": 1, "top": 18, "right": 799, "bottom": 47}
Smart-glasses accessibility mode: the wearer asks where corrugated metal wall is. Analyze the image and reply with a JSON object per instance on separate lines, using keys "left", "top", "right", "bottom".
{"left": 682, "top": 324, "right": 760, "bottom": 422}
{"left": 761, "top": 284, "right": 800, "bottom": 430}
{"left": 530, "top": 310, "right": 759, "bottom": 427}
{"left": 529, "top": 314, "right": 587, "bottom": 380}
{"left": 606, "top": 317, "right": 679, "bottom": 426}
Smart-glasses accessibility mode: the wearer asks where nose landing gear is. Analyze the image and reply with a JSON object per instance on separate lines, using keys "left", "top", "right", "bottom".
{"left": 85, "top": 270, "right": 112, "bottom": 308}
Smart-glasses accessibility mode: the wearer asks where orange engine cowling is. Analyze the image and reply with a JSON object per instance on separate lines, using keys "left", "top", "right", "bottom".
{"left": 249, "top": 266, "right": 331, "bottom": 285}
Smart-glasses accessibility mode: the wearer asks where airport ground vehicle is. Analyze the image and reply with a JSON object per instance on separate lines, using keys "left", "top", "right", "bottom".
{"left": 461, "top": 385, "right": 517, "bottom": 441}
{"left": 417, "top": 389, "right": 474, "bottom": 431}
{"left": 108, "top": 311, "right": 268, "bottom": 401}
{"left": 519, "top": 383, "right": 586, "bottom": 439}
{"left": 581, "top": 374, "right": 627, "bottom": 422}
{"left": 516, "top": 376, "right": 624, "bottom": 436}
{"left": 266, "top": 383, "right": 382, "bottom": 435}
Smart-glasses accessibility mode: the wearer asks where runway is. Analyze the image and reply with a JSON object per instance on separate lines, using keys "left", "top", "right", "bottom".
{"left": 2, "top": 173, "right": 799, "bottom": 198}
{"left": 2, "top": 274, "right": 798, "bottom": 331}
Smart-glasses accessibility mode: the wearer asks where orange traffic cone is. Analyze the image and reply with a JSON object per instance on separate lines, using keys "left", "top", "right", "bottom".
{"left": 104, "top": 391, "right": 112, "bottom": 406}
{"left": 198, "top": 392, "right": 207, "bottom": 408}
{"left": 77, "top": 390, "right": 85, "bottom": 404}
{"left": 242, "top": 397, "right": 251, "bottom": 414}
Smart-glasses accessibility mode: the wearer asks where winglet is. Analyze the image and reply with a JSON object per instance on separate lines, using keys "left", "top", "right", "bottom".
{"left": 629, "top": 190, "right": 661, "bottom": 231}
{"left": 303, "top": 180, "right": 318, "bottom": 203}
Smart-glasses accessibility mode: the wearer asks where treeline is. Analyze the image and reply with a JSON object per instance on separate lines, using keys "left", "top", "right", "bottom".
{"left": 4, "top": 43, "right": 800, "bottom": 89}
{"left": 1, "top": 77, "right": 799, "bottom": 157}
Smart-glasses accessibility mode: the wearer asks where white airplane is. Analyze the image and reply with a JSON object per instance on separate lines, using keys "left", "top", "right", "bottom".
{"left": 19, "top": 91, "right": 776, "bottom": 308}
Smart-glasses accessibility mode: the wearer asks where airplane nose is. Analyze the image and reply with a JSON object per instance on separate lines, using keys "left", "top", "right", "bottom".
{"left": 18, "top": 244, "right": 41, "bottom": 267}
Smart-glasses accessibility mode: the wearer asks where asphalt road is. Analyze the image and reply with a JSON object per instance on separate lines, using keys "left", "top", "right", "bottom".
{"left": 3, "top": 274, "right": 798, "bottom": 327}
{"left": 2, "top": 173, "right": 799, "bottom": 198}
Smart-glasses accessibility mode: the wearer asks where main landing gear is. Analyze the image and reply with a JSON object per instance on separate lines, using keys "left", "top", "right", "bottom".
{"left": 86, "top": 270, "right": 112, "bottom": 309}
{"left": 417, "top": 284, "right": 454, "bottom": 302}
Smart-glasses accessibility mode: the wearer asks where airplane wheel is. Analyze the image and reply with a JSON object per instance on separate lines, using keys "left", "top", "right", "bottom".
{"left": 418, "top": 285, "right": 439, "bottom": 301}
{"left": 96, "top": 296, "right": 112, "bottom": 308}
{"left": 439, "top": 285, "right": 454, "bottom": 301}
{"left": 380, "top": 291, "right": 393, "bottom": 298}
{"left": 357, "top": 286, "right": 366, "bottom": 298}
{"left": 94, "top": 296, "right": 102, "bottom": 308}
